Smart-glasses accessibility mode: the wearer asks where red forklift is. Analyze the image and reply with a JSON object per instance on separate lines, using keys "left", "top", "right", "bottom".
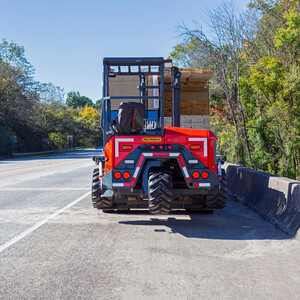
{"left": 92, "top": 57, "right": 227, "bottom": 214}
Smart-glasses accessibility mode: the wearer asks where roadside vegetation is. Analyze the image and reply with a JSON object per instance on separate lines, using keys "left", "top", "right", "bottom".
{"left": 1, "top": 0, "right": 298, "bottom": 180}
{"left": 171, "top": 0, "right": 300, "bottom": 179}
{"left": 0, "top": 40, "right": 102, "bottom": 157}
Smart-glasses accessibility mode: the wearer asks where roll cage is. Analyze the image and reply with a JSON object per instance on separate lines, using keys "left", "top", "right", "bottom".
{"left": 101, "top": 57, "right": 181, "bottom": 143}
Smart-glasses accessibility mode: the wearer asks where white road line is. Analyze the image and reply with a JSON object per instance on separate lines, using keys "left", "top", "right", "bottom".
{"left": 0, "top": 188, "right": 90, "bottom": 191}
{"left": 0, "top": 191, "right": 91, "bottom": 253}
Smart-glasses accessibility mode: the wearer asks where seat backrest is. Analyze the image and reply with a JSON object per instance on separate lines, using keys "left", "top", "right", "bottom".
{"left": 112, "top": 102, "right": 145, "bottom": 134}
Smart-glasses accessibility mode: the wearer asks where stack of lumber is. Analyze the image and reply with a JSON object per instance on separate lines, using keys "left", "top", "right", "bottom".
{"left": 108, "top": 68, "right": 213, "bottom": 130}
{"left": 163, "top": 68, "right": 212, "bottom": 130}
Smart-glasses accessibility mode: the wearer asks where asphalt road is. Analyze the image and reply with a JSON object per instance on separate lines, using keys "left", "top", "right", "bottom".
{"left": 0, "top": 149, "right": 299, "bottom": 300}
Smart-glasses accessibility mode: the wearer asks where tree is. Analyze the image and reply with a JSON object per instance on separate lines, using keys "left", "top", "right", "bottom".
{"left": 0, "top": 39, "right": 41, "bottom": 153}
{"left": 173, "top": 2, "right": 254, "bottom": 165}
{"left": 0, "top": 38, "right": 36, "bottom": 93}
{"left": 39, "top": 82, "right": 65, "bottom": 104}
{"left": 0, "top": 38, "right": 102, "bottom": 155}
{"left": 171, "top": 0, "right": 300, "bottom": 179}
{"left": 66, "top": 91, "right": 93, "bottom": 108}
{"left": 95, "top": 99, "right": 103, "bottom": 110}
{"left": 78, "top": 107, "right": 100, "bottom": 125}
{"left": 246, "top": 0, "right": 300, "bottom": 178}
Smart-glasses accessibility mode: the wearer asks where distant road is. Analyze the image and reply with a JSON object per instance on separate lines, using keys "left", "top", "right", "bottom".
{"left": 0, "top": 149, "right": 299, "bottom": 299}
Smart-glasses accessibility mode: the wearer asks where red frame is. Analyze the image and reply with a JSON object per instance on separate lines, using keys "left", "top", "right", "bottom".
{"left": 104, "top": 126, "right": 217, "bottom": 178}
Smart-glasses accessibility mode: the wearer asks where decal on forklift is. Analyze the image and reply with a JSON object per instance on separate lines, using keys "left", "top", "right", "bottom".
{"left": 194, "top": 183, "right": 211, "bottom": 187}
{"left": 142, "top": 137, "right": 162, "bottom": 142}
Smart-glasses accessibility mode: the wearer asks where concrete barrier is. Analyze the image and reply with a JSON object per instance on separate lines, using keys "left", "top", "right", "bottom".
{"left": 224, "top": 164, "right": 300, "bottom": 238}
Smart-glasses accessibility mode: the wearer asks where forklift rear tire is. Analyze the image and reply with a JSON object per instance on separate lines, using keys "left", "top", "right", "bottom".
{"left": 148, "top": 168, "right": 172, "bottom": 215}
{"left": 205, "top": 169, "right": 227, "bottom": 209}
{"left": 91, "top": 168, "right": 114, "bottom": 209}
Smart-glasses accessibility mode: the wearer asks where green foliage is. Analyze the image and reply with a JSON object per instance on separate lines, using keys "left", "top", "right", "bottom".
{"left": 0, "top": 125, "right": 14, "bottom": 156}
{"left": 40, "top": 106, "right": 101, "bottom": 150}
{"left": 95, "top": 99, "right": 103, "bottom": 110}
{"left": 173, "top": 0, "right": 300, "bottom": 179}
{"left": 250, "top": 56, "right": 283, "bottom": 99}
{"left": 66, "top": 91, "right": 93, "bottom": 108}
{"left": 0, "top": 38, "right": 35, "bottom": 76}
{"left": 0, "top": 39, "right": 102, "bottom": 156}
{"left": 248, "top": 0, "right": 276, "bottom": 12}
{"left": 274, "top": 8, "right": 300, "bottom": 51}
{"left": 39, "top": 82, "right": 65, "bottom": 105}
{"left": 48, "top": 132, "right": 67, "bottom": 149}
{"left": 170, "top": 44, "right": 190, "bottom": 68}
{"left": 78, "top": 107, "right": 100, "bottom": 125}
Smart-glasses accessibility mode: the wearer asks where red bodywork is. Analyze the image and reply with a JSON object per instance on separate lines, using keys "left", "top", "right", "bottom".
{"left": 104, "top": 126, "right": 217, "bottom": 179}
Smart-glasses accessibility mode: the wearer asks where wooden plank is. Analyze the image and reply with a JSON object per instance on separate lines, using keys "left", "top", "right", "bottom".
{"left": 109, "top": 76, "right": 156, "bottom": 110}
{"left": 164, "top": 91, "right": 209, "bottom": 102}
{"left": 109, "top": 76, "right": 139, "bottom": 96}
{"left": 181, "top": 83, "right": 208, "bottom": 90}
{"left": 109, "top": 68, "right": 212, "bottom": 113}
{"left": 164, "top": 99, "right": 209, "bottom": 117}
{"left": 163, "top": 69, "right": 213, "bottom": 83}
{"left": 164, "top": 115, "right": 210, "bottom": 129}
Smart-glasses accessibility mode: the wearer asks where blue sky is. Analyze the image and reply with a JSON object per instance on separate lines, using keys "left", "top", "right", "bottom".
{"left": 0, "top": 0, "right": 249, "bottom": 102}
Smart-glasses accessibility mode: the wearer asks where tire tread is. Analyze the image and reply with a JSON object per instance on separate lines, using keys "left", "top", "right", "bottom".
{"left": 206, "top": 169, "right": 228, "bottom": 209}
{"left": 91, "top": 168, "right": 114, "bottom": 210}
{"left": 148, "top": 168, "right": 172, "bottom": 214}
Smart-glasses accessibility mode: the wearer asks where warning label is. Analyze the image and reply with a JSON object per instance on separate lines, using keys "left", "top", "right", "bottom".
{"left": 142, "top": 137, "right": 162, "bottom": 142}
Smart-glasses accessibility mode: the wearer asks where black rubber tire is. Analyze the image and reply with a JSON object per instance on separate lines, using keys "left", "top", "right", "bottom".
{"left": 206, "top": 169, "right": 228, "bottom": 209}
{"left": 148, "top": 168, "right": 172, "bottom": 215}
{"left": 91, "top": 168, "right": 114, "bottom": 209}
{"left": 92, "top": 173, "right": 99, "bottom": 183}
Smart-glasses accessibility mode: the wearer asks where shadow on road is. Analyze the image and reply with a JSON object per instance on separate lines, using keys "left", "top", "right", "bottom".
{"left": 118, "top": 202, "right": 291, "bottom": 240}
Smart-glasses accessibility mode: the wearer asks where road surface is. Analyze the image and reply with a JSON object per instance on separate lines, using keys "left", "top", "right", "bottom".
{"left": 0, "top": 149, "right": 299, "bottom": 299}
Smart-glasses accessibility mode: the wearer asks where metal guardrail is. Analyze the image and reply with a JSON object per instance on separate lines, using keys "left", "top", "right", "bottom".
{"left": 13, "top": 147, "right": 84, "bottom": 157}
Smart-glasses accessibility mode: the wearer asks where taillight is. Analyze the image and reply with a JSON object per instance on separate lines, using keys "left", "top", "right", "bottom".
{"left": 159, "top": 145, "right": 163, "bottom": 150}
{"left": 190, "top": 145, "right": 201, "bottom": 150}
{"left": 123, "top": 172, "right": 130, "bottom": 179}
{"left": 192, "top": 171, "right": 200, "bottom": 179}
{"left": 114, "top": 172, "right": 121, "bottom": 179}
{"left": 168, "top": 145, "right": 172, "bottom": 150}
{"left": 121, "top": 145, "right": 133, "bottom": 150}
{"left": 201, "top": 171, "right": 209, "bottom": 179}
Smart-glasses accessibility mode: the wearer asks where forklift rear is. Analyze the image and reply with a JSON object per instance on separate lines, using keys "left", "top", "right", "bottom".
{"left": 92, "top": 57, "right": 227, "bottom": 214}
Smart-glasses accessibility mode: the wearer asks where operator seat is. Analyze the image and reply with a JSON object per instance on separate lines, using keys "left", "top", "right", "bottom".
{"left": 111, "top": 102, "right": 145, "bottom": 134}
